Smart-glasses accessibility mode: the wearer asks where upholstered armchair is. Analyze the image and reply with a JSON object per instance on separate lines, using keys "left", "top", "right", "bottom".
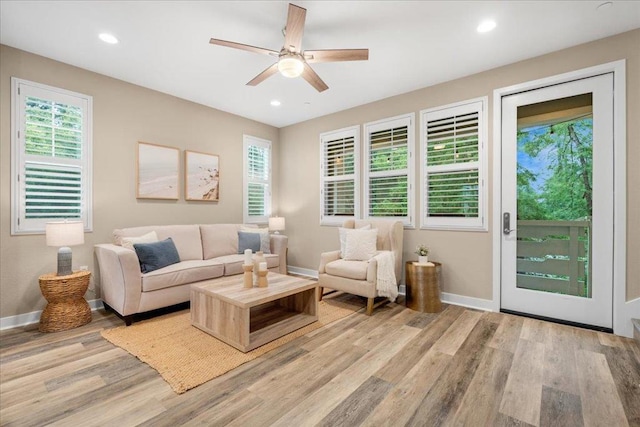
{"left": 318, "top": 219, "right": 404, "bottom": 315}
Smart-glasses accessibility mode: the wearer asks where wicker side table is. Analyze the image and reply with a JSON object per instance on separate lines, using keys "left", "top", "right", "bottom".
{"left": 405, "top": 261, "right": 443, "bottom": 313}
{"left": 39, "top": 270, "right": 91, "bottom": 332}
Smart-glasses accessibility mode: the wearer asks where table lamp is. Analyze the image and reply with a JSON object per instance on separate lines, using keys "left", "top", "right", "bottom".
{"left": 46, "top": 221, "right": 85, "bottom": 276}
{"left": 269, "top": 216, "right": 285, "bottom": 234}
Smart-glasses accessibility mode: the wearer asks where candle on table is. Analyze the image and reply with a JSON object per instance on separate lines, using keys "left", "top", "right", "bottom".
{"left": 244, "top": 248, "right": 252, "bottom": 265}
{"left": 259, "top": 262, "right": 267, "bottom": 271}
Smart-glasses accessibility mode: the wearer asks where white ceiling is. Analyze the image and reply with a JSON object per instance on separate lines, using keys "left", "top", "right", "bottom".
{"left": 1, "top": 1, "right": 639, "bottom": 128}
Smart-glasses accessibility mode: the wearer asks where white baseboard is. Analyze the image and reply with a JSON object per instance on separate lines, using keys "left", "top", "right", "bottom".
{"left": 0, "top": 299, "right": 104, "bottom": 331}
{"left": 287, "top": 266, "right": 318, "bottom": 278}
{"left": 287, "top": 265, "right": 497, "bottom": 310}
{"left": 441, "top": 292, "right": 494, "bottom": 312}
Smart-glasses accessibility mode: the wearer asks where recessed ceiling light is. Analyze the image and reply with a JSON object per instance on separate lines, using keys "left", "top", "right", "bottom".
{"left": 270, "top": 100, "right": 281, "bottom": 107}
{"left": 597, "top": 2, "right": 613, "bottom": 11}
{"left": 98, "top": 33, "right": 119, "bottom": 44}
{"left": 477, "top": 20, "right": 497, "bottom": 33}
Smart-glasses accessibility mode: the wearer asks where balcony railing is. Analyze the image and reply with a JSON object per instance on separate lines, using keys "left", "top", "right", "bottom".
{"left": 516, "top": 220, "right": 591, "bottom": 298}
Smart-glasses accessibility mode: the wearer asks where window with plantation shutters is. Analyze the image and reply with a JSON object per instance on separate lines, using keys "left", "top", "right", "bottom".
{"left": 11, "top": 78, "right": 93, "bottom": 234}
{"left": 420, "top": 97, "right": 487, "bottom": 231}
{"left": 320, "top": 126, "right": 360, "bottom": 225}
{"left": 243, "top": 135, "right": 272, "bottom": 224}
{"left": 363, "top": 113, "right": 414, "bottom": 227}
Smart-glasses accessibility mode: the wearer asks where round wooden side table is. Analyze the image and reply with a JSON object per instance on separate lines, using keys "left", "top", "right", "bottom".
{"left": 405, "top": 261, "right": 442, "bottom": 313}
{"left": 39, "top": 270, "right": 92, "bottom": 332}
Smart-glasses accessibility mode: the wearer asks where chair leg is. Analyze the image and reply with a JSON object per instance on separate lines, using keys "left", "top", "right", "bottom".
{"left": 318, "top": 286, "right": 324, "bottom": 301}
{"left": 366, "top": 298, "right": 374, "bottom": 316}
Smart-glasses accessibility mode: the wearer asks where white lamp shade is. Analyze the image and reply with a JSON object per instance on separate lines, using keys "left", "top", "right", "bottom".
{"left": 46, "top": 221, "right": 85, "bottom": 247}
{"left": 269, "top": 217, "right": 285, "bottom": 232}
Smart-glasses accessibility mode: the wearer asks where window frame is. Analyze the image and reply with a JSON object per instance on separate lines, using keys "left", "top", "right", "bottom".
{"left": 11, "top": 77, "right": 93, "bottom": 235}
{"left": 243, "top": 134, "right": 272, "bottom": 224}
{"left": 419, "top": 96, "right": 488, "bottom": 231}
{"left": 319, "top": 125, "right": 361, "bottom": 226}
{"left": 363, "top": 113, "right": 415, "bottom": 228}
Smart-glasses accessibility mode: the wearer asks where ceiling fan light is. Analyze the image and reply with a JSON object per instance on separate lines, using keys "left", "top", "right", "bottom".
{"left": 278, "top": 56, "right": 304, "bottom": 78}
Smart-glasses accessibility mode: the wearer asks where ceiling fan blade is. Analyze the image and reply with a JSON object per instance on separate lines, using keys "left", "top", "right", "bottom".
{"left": 301, "top": 63, "right": 328, "bottom": 92}
{"left": 284, "top": 4, "right": 306, "bottom": 52}
{"left": 304, "top": 49, "right": 369, "bottom": 63}
{"left": 210, "top": 38, "right": 278, "bottom": 56}
{"left": 246, "top": 63, "right": 280, "bottom": 86}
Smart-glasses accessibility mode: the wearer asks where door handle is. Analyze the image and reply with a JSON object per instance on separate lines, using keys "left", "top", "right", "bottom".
{"left": 503, "top": 212, "right": 516, "bottom": 235}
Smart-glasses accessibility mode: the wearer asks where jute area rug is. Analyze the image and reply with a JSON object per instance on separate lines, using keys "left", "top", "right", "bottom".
{"left": 101, "top": 293, "right": 361, "bottom": 394}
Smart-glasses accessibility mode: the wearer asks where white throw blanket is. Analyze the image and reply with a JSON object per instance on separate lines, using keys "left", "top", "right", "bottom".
{"left": 374, "top": 251, "right": 398, "bottom": 302}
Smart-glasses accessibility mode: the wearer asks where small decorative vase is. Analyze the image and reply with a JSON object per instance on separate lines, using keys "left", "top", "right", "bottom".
{"left": 253, "top": 251, "right": 266, "bottom": 285}
{"left": 257, "top": 270, "right": 268, "bottom": 288}
{"left": 418, "top": 255, "right": 428, "bottom": 264}
{"left": 242, "top": 264, "right": 253, "bottom": 288}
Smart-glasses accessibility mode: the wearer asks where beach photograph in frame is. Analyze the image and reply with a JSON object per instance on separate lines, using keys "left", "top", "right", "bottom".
{"left": 136, "top": 142, "right": 180, "bottom": 200}
{"left": 185, "top": 150, "right": 219, "bottom": 201}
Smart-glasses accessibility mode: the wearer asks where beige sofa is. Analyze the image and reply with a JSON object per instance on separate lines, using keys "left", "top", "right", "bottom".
{"left": 94, "top": 224, "right": 287, "bottom": 325}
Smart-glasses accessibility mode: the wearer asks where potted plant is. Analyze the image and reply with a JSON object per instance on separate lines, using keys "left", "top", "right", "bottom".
{"left": 415, "top": 244, "right": 429, "bottom": 264}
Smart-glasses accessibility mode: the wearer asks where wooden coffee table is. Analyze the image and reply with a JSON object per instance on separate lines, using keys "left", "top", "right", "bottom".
{"left": 190, "top": 273, "right": 318, "bottom": 352}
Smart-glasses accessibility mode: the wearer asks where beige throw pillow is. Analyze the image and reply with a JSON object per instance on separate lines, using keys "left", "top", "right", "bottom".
{"left": 121, "top": 231, "right": 159, "bottom": 251}
{"left": 339, "top": 224, "right": 371, "bottom": 258}
{"left": 343, "top": 228, "right": 378, "bottom": 261}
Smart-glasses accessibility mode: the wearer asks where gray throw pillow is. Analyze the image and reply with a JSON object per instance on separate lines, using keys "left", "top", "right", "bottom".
{"left": 238, "top": 231, "right": 261, "bottom": 253}
{"left": 134, "top": 238, "right": 180, "bottom": 273}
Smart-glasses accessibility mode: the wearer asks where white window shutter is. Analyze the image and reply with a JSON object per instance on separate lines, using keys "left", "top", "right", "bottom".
{"left": 243, "top": 135, "right": 272, "bottom": 224}
{"left": 12, "top": 78, "right": 92, "bottom": 234}
{"left": 421, "top": 98, "right": 487, "bottom": 231}
{"left": 363, "top": 114, "right": 414, "bottom": 227}
{"left": 320, "top": 126, "right": 360, "bottom": 225}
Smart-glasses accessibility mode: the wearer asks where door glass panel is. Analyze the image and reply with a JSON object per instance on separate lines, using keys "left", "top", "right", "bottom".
{"left": 516, "top": 94, "right": 592, "bottom": 298}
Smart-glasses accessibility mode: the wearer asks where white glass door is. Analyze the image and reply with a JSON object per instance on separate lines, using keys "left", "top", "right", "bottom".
{"left": 501, "top": 74, "right": 613, "bottom": 328}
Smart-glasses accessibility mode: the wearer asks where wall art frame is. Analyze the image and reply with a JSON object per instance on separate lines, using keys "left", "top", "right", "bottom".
{"left": 136, "top": 141, "right": 180, "bottom": 200}
{"left": 184, "top": 150, "right": 220, "bottom": 202}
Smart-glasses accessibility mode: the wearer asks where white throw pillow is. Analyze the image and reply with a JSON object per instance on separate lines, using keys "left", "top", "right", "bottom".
{"left": 240, "top": 227, "right": 271, "bottom": 254}
{"left": 121, "top": 231, "right": 159, "bottom": 251}
{"left": 338, "top": 224, "right": 371, "bottom": 258}
{"left": 343, "top": 228, "right": 378, "bottom": 261}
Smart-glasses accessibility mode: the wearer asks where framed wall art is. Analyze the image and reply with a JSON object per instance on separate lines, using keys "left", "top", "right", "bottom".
{"left": 185, "top": 150, "right": 219, "bottom": 201}
{"left": 136, "top": 142, "right": 180, "bottom": 200}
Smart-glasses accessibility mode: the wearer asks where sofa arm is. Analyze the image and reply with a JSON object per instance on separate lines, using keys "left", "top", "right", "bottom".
{"left": 366, "top": 258, "right": 378, "bottom": 284}
{"left": 94, "top": 244, "right": 142, "bottom": 316}
{"left": 270, "top": 234, "right": 288, "bottom": 274}
{"left": 318, "top": 250, "right": 341, "bottom": 274}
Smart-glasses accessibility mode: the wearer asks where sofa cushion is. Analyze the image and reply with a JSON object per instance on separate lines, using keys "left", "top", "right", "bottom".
{"left": 240, "top": 227, "right": 271, "bottom": 254}
{"left": 213, "top": 254, "right": 280, "bottom": 276}
{"left": 325, "top": 259, "right": 368, "bottom": 280}
{"left": 134, "top": 238, "right": 181, "bottom": 273}
{"left": 237, "top": 231, "right": 261, "bottom": 253}
{"left": 141, "top": 259, "right": 225, "bottom": 292}
{"left": 114, "top": 225, "right": 203, "bottom": 261}
{"left": 121, "top": 231, "right": 158, "bottom": 250}
{"left": 200, "top": 224, "right": 244, "bottom": 259}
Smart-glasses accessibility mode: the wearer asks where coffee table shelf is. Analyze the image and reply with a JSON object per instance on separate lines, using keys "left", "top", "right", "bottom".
{"left": 191, "top": 273, "right": 318, "bottom": 352}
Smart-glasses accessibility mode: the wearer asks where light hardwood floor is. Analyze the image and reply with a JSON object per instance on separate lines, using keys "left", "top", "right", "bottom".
{"left": 1, "top": 300, "right": 639, "bottom": 426}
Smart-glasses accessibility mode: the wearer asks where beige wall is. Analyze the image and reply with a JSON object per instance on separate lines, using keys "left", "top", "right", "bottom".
{"left": 2, "top": 29, "right": 638, "bottom": 321}
{"left": 279, "top": 29, "right": 640, "bottom": 302}
{"left": 0, "top": 45, "right": 279, "bottom": 318}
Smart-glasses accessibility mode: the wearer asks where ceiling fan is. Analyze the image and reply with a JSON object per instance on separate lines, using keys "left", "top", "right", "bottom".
{"left": 209, "top": 3, "right": 369, "bottom": 92}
